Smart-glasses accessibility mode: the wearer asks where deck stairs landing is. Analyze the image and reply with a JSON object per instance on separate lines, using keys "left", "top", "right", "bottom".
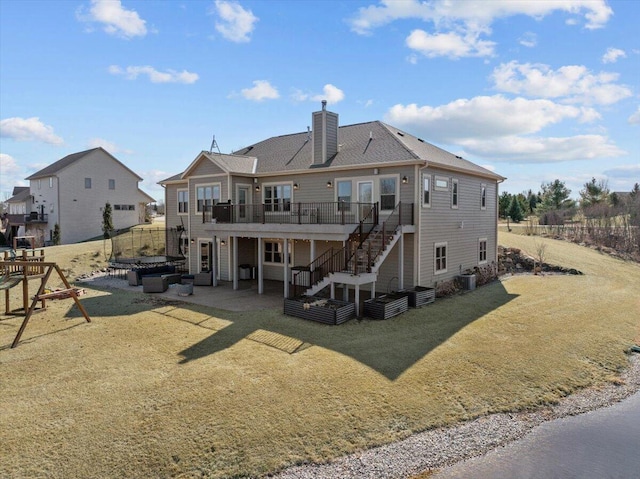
{"left": 303, "top": 224, "right": 402, "bottom": 297}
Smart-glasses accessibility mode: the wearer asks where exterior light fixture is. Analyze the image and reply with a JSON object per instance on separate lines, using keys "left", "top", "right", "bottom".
{"left": 220, "top": 239, "right": 226, "bottom": 246}
{"left": 255, "top": 185, "right": 260, "bottom": 192}
{"left": 326, "top": 181, "right": 333, "bottom": 188}
{"left": 293, "top": 183, "right": 299, "bottom": 190}
{"left": 402, "top": 175, "right": 409, "bottom": 184}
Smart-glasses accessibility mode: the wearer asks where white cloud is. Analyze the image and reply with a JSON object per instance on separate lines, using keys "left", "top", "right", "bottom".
{"left": 0, "top": 117, "right": 64, "bottom": 145}
{"left": 77, "top": 0, "right": 147, "bottom": 39}
{"left": 602, "top": 47, "right": 626, "bottom": 64}
{"left": 212, "top": 0, "right": 258, "bottom": 43}
{"left": 406, "top": 29, "right": 495, "bottom": 59}
{"left": 458, "top": 135, "right": 626, "bottom": 163}
{"left": 87, "top": 138, "right": 133, "bottom": 154}
{"left": 629, "top": 107, "right": 640, "bottom": 125}
{"left": 240, "top": 80, "right": 279, "bottom": 101}
{"left": 349, "top": 0, "right": 612, "bottom": 35}
{"left": 349, "top": 1, "right": 612, "bottom": 58}
{"left": 0, "top": 154, "right": 28, "bottom": 198}
{"left": 385, "top": 95, "right": 599, "bottom": 142}
{"left": 491, "top": 61, "right": 633, "bottom": 105}
{"left": 384, "top": 95, "right": 626, "bottom": 164}
{"left": 603, "top": 164, "right": 640, "bottom": 178}
{"left": 109, "top": 65, "right": 199, "bottom": 84}
{"left": 519, "top": 32, "right": 537, "bottom": 48}
{"left": 293, "top": 84, "right": 345, "bottom": 105}
{"left": 312, "top": 84, "right": 345, "bottom": 105}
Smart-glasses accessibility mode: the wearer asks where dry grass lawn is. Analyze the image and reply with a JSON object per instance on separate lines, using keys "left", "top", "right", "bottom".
{"left": 1, "top": 232, "right": 639, "bottom": 478}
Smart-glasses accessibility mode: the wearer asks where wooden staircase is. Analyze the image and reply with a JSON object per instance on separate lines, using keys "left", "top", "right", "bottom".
{"left": 294, "top": 202, "right": 409, "bottom": 298}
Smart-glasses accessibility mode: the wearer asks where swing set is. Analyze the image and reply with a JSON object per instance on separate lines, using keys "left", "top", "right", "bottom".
{"left": 1, "top": 250, "right": 91, "bottom": 348}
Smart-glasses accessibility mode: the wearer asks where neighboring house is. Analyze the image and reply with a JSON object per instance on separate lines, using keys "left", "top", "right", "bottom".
{"left": 24, "top": 147, "right": 155, "bottom": 245}
{"left": 161, "top": 102, "right": 505, "bottom": 308}
{"left": 4, "top": 186, "right": 32, "bottom": 244}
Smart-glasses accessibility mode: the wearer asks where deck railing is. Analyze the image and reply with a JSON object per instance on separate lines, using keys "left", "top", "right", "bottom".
{"left": 203, "top": 202, "right": 377, "bottom": 226}
{"left": 291, "top": 202, "right": 413, "bottom": 297}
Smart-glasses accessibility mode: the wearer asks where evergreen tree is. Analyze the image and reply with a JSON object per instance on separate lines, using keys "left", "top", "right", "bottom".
{"left": 579, "top": 177, "right": 609, "bottom": 208}
{"left": 499, "top": 191, "right": 512, "bottom": 218}
{"left": 102, "top": 203, "right": 114, "bottom": 239}
{"left": 53, "top": 224, "right": 61, "bottom": 245}
{"left": 536, "top": 180, "right": 575, "bottom": 213}
{"left": 507, "top": 195, "right": 525, "bottom": 222}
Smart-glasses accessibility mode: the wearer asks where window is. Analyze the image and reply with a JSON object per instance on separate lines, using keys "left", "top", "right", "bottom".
{"left": 177, "top": 189, "right": 189, "bottom": 214}
{"left": 114, "top": 204, "right": 121, "bottom": 210}
{"left": 479, "top": 238, "right": 487, "bottom": 264}
{"left": 85, "top": 178, "right": 92, "bottom": 189}
{"left": 264, "top": 240, "right": 291, "bottom": 265}
{"left": 196, "top": 184, "right": 220, "bottom": 213}
{"left": 37, "top": 180, "right": 41, "bottom": 190}
{"left": 108, "top": 179, "right": 115, "bottom": 190}
{"left": 434, "top": 242, "right": 447, "bottom": 274}
{"left": 422, "top": 174, "right": 431, "bottom": 207}
{"left": 49, "top": 178, "right": 53, "bottom": 188}
{"left": 128, "top": 205, "right": 135, "bottom": 211}
{"left": 264, "top": 184, "right": 292, "bottom": 212}
{"left": 380, "top": 178, "right": 396, "bottom": 210}
{"left": 452, "top": 179, "right": 459, "bottom": 209}
{"left": 435, "top": 176, "right": 449, "bottom": 190}
{"left": 481, "top": 184, "right": 487, "bottom": 210}
{"left": 337, "top": 180, "right": 352, "bottom": 211}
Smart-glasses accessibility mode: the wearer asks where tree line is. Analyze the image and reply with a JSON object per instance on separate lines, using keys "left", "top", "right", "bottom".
{"left": 499, "top": 179, "right": 639, "bottom": 225}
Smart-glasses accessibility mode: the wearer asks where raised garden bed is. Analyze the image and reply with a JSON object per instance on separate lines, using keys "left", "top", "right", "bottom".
{"left": 284, "top": 296, "right": 355, "bottom": 325}
{"left": 399, "top": 286, "right": 435, "bottom": 308}
{"left": 363, "top": 293, "right": 408, "bottom": 320}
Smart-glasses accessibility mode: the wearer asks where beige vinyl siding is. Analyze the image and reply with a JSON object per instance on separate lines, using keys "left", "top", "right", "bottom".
{"left": 190, "top": 157, "right": 226, "bottom": 177}
{"left": 418, "top": 167, "right": 498, "bottom": 286}
{"left": 164, "top": 183, "right": 187, "bottom": 231}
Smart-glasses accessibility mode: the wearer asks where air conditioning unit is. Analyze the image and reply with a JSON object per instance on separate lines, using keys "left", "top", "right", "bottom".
{"left": 458, "top": 274, "right": 476, "bottom": 291}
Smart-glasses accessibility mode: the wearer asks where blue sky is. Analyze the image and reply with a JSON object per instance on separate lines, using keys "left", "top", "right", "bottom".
{"left": 1, "top": 0, "right": 638, "bottom": 203}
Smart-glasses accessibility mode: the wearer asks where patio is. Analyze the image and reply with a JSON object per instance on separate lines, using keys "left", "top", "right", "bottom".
{"left": 86, "top": 275, "right": 286, "bottom": 312}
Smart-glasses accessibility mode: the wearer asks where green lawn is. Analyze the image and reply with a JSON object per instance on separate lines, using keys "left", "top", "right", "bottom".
{"left": 1, "top": 232, "right": 638, "bottom": 478}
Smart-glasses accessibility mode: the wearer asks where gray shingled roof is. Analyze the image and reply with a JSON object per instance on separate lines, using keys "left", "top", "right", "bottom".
{"left": 162, "top": 118, "right": 504, "bottom": 182}
{"left": 25, "top": 147, "right": 143, "bottom": 181}
{"left": 232, "top": 120, "right": 504, "bottom": 180}
{"left": 7, "top": 187, "right": 31, "bottom": 203}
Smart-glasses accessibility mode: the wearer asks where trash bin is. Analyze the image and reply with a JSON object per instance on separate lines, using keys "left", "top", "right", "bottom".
{"left": 239, "top": 264, "right": 252, "bottom": 280}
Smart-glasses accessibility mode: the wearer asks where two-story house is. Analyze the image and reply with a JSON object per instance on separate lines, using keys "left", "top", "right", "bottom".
{"left": 24, "top": 147, "right": 155, "bottom": 245}
{"left": 161, "top": 102, "right": 504, "bottom": 310}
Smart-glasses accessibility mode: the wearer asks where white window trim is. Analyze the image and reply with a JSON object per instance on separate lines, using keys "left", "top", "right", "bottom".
{"left": 434, "top": 241, "right": 448, "bottom": 274}
{"left": 177, "top": 188, "right": 189, "bottom": 216}
{"left": 422, "top": 173, "right": 431, "bottom": 208}
{"left": 195, "top": 183, "right": 221, "bottom": 214}
{"left": 49, "top": 177, "right": 53, "bottom": 188}
{"left": 262, "top": 182, "right": 294, "bottom": 212}
{"left": 479, "top": 237, "right": 488, "bottom": 265}
{"left": 435, "top": 176, "right": 449, "bottom": 191}
{"left": 379, "top": 175, "right": 398, "bottom": 211}
{"left": 263, "top": 239, "right": 292, "bottom": 266}
{"left": 451, "top": 179, "right": 459, "bottom": 209}
{"left": 481, "top": 183, "right": 487, "bottom": 210}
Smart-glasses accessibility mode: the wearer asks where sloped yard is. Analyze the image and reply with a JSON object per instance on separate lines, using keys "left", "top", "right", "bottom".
{"left": 1, "top": 232, "right": 638, "bottom": 478}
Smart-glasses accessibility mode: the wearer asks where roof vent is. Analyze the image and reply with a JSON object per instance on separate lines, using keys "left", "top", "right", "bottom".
{"left": 396, "top": 131, "right": 405, "bottom": 137}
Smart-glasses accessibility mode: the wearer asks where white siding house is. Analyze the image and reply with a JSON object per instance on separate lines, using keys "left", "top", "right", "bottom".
{"left": 25, "top": 147, "right": 154, "bottom": 245}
